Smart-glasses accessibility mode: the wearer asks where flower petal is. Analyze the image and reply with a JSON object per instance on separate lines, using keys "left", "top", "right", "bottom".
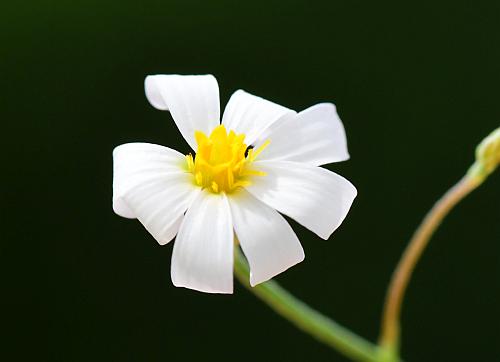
{"left": 144, "top": 74, "right": 220, "bottom": 150}
{"left": 221, "top": 90, "right": 296, "bottom": 145}
{"left": 245, "top": 161, "right": 357, "bottom": 240}
{"left": 256, "top": 103, "right": 349, "bottom": 166}
{"left": 112, "top": 143, "right": 199, "bottom": 245}
{"left": 171, "top": 190, "right": 233, "bottom": 294}
{"left": 228, "top": 189, "right": 304, "bottom": 286}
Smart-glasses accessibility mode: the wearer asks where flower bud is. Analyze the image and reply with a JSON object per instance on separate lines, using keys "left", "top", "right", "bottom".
{"left": 468, "top": 127, "right": 500, "bottom": 182}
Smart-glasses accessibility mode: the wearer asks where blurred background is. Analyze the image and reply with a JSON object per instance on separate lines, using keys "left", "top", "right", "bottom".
{"left": 1, "top": 0, "right": 499, "bottom": 361}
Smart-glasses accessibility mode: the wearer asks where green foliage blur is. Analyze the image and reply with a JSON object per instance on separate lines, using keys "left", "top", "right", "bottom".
{"left": 1, "top": 0, "right": 499, "bottom": 361}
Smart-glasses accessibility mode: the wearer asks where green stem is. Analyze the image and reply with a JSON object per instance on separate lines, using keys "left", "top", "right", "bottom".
{"left": 234, "top": 247, "right": 380, "bottom": 362}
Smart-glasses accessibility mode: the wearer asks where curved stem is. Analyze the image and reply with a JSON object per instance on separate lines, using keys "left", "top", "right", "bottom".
{"left": 234, "top": 247, "right": 380, "bottom": 362}
{"left": 379, "top": 174, "right": 482, "bottom": 354}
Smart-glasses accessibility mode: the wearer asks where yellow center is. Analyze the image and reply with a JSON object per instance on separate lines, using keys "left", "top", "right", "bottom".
{"left": 185, "top": 125, "right": 269, "bottom": 193}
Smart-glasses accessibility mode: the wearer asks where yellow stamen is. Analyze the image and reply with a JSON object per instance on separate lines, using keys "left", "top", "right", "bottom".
{"left": 186, "top": 125, "right": 269, "bottom": 193}
{"left": 248, "top": 140, "right": 270, "bottom": 162}
{"left": 185, "top": 154, "right": 194, "bottom": 172}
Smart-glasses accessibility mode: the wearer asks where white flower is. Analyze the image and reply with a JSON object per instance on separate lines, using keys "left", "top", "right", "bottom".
{"left": 113, "top": 74, "right": 357, "bottom": 294}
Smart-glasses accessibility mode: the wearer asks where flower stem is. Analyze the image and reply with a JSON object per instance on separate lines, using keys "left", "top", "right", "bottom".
{"left": 378, "top": 128, "right": 499, "bottom": 359}
{"left": 234, "top": 247, "right": 380, "bottom": 362}
{"left": 379, "top": 174, "right": 482, "bottom": 356}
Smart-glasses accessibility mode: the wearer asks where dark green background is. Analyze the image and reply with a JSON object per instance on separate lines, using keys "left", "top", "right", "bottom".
{"left": 2, "top": 1, "right": 499, "bottom": 361}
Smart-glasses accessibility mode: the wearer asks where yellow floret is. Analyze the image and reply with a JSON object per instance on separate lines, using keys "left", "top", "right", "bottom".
{"left": 186, "top": 125, "right": 268, "bottom": 193}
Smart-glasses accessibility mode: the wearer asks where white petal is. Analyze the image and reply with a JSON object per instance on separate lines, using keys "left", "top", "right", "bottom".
{"left": 256, "top": 103, "right": 350, "bottom": 166}
{"left": 228, "top": 189, "right": 304, "bottom": 286}
{"left": 112, "top": 143, "right": 199, "bottom": 245}
{"left": 221, "top": 90, "right": 296, "bottom": 145}
{"left": 144, "top": 75, "right": 220, "bottom": 150}
{"left": 245, "top": 161, "right": 357, "bottom": 240}
{"left": 171, "top": 190, "right": 234, "bottom": 294}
